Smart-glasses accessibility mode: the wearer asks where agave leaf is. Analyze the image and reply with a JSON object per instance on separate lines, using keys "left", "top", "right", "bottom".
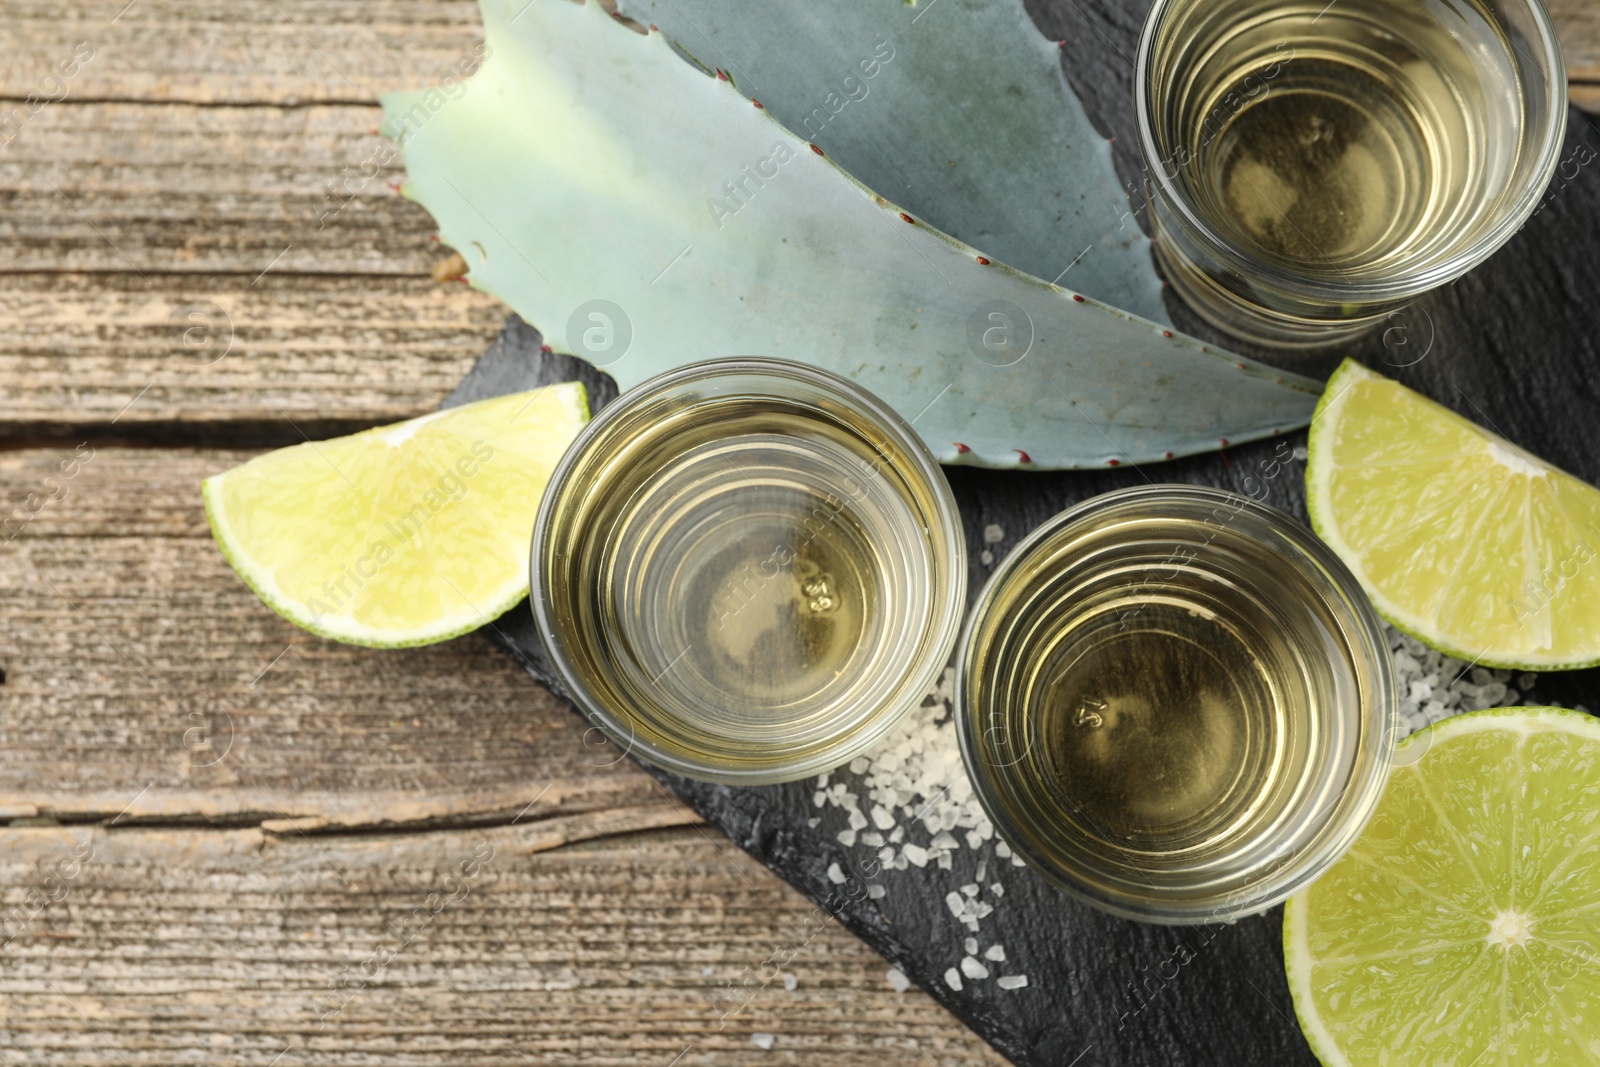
{"left": 382, "top": 0, "right": 1318, "bottom": 469}
{"left": 618, "top": 0, "right": 1169, "bottom": 324}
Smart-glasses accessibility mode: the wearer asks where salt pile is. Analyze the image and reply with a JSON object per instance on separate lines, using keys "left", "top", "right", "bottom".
{"left": 1386, "top": 629, "right": 1586, "bottom": 735}
{"left": 811, "top": 624, "right": 1555, "bottom": 996}
{"left": 812, "top": 667, "right": 1029, "bottom": 992}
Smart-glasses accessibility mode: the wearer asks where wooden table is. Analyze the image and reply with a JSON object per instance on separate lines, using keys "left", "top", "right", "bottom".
{"left": 2, "top": 3, "right": 1595, "bottom": 1063}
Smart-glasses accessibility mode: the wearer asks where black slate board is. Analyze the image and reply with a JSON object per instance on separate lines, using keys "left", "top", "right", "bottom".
{"left": 439, "top": 1, "right": 1600, "bottom": 1060}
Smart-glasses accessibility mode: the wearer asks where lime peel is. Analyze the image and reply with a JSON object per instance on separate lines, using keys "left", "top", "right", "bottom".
{"left": 1306, "top": 359, "right": 1600, "bottom": 671}
{"left": 204, "top": 383, "right": 589, "bottom": 648}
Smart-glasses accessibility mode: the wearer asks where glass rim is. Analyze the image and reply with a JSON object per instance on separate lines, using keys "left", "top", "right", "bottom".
{"left": 530, "top": 355, "right": 968, "bottom": 785}
{"left": 1133, "top": 0, "right": 1569, "bottom": 306}
{"left": 955, "top": 483, "right": 1399, "bottom": 924}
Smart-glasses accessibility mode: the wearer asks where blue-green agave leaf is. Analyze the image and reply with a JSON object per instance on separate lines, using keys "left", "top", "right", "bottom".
{"left": 382, "top": 0, "right": 1318, "bottom": 469}
{"left": 619, "top": 0, "right": 1169, "bottom": 324}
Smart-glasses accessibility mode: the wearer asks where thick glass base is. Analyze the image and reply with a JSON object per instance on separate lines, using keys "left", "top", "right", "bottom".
{"left": 1154, "top": 236, "right": 1387, "bottom": 350}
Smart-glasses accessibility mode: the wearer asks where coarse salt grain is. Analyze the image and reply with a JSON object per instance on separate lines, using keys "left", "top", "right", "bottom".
{"left": 944, "top": 967, "right": 963, "bottom": 991}
{"left": 960, "top": 955, "right": 989, "bottom": 980}
{"left": 752, "top": 1032, "right": 775, "bottom": 1050}
{"left": 998, "top": 975, "right": 1029, "bottom": 990}
{"left": 1384, "top": 625, "right": 1527, "bottom": 736}
{"left": 886, "top": 968, "right": 911, "bottom": 993}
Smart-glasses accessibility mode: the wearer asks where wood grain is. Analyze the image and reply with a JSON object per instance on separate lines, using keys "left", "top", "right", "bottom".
{"left": 0, "top": 272, "right": 504, "bottom": 439}
{"left": 0, "top": 823, "right": 1005, "bottom": 1065}
{"left": 0, "top": 446, "right": 667, "bottom": 828}
{"left": 0, "top": 0, "right": 490, "bottom": 104}
{"left": 1553, "top": 0, "right": 1600, "bottom": 86}
{"left": 0, "top": 96, "right": 507, "bottom": 436}
{"left": 2, "top": 102, "right": 444, "bottom": 275}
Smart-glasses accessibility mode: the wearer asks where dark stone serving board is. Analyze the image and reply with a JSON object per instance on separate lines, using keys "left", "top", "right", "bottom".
{"left": 440, "top": 1, "right": 1600, "bottom": 1061}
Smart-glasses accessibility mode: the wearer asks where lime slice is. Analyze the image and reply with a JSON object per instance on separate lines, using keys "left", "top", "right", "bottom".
{"left": 204, "top": 384, "right": 588, "bottom": 647}
{"left": 1307, "top": 359, "right": 1600, "bottom": 670}
{"left": 1285, "top": 707, "right": 1600, "bottom": 1066}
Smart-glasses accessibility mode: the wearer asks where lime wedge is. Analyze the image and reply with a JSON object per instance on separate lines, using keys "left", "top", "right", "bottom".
{"left": 1285, "top": 707, "right": 1600, "bottom": 1066}
{"left": 204, "top": 384, "right": 588, "bottom": 647}
{"left": 1307, "top": 360, "right": 1600, "bottom": 670}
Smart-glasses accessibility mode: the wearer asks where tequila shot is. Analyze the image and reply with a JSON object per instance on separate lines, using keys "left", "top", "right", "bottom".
{"left": 1137, "top": 0, "right": 1566, "bottom": 346}
{"left": 958, "top": 485, "right": 1397, "bottom": 923}
{"left": 533, "top": 358, "right": 966, "bottom": 784}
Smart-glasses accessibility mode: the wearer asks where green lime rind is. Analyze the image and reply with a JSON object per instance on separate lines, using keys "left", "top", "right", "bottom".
{"left": 203, "top": 381, "right": 589, "bottom": 649}
{"left": 1284, "top": 706, "right": 1600, "bottom": 1067}
{"left": 1306, "top": 359, "right": 1600, "bottom": 673}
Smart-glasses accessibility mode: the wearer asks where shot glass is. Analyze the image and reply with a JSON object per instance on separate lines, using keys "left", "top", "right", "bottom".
{"left": 532, "top": 358, "right": 966, "bottom": 785}
{"left": 1136, "top": 0, "right": 1567, "bottom": 347}
{"left": 957, "top": 485, "right": 1397, "bottom": 923}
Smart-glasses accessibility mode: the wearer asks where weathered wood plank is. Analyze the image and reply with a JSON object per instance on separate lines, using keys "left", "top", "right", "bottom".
{"left": 0, "top": 97, "right": 507, "bottom": 435}
{"left": 0, "top": 0, "right": 489, "bottom": 104}
{"left": 0, "top": 822, "right": 1005, "bottom": 1065}
{"left": 1, "top": 102, "right": 445, "bottom": 275}
{"left": 0, "top": 446, "right": 664, "bottom": 828}
{"left": 0, "top": 97, "right": 505, "bottom": 435}
{"left": 0, "top": 272, "right": 504, "bottom": 438}
{"left": 1553, "top": 0, "right": 1600, "bottom": 85}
